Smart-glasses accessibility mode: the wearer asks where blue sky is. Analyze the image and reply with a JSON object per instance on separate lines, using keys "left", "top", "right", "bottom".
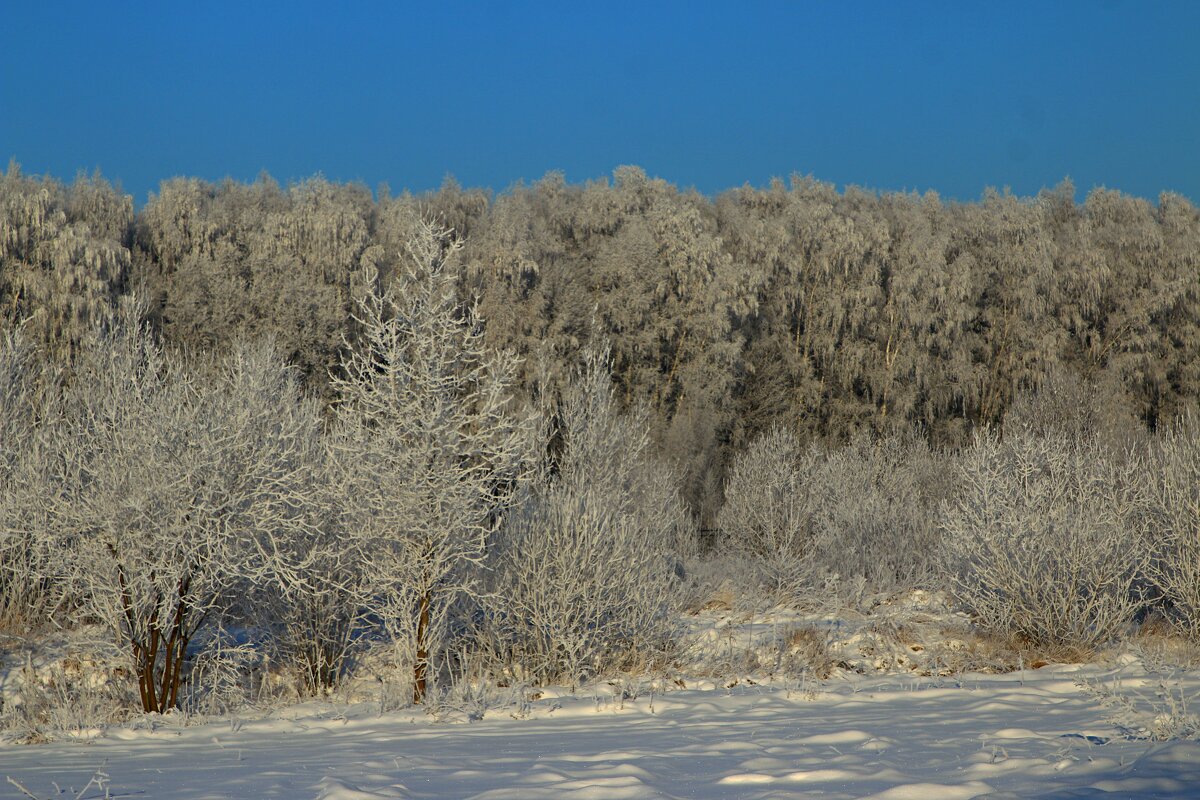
{"left": 2, "top": 1, "right": 1197, "bottom": 204}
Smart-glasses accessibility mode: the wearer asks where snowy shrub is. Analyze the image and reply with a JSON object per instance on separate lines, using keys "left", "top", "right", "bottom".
{"left": 718, "top": 427, "right": 953, "bottom": 600}
{"left": 1003, "top": 366, "right": 1145, "bottom": 451}
{"left": 182, "top": 627, "right": 276, "bottom": 716}
{"left": 0, "top": 646, "right": 136, "bottom": 743}
{"left": 232, "top": 430, "right": 375, "bottom": 698}
{"left": 676, "top": 553, "right": 778, "bottom": 613}
{"left": 482, "top": 349, "right": 690, "bottom": 685}
{"left": 940, "top": 430, "right": 1151, "bottom": 651}
{"left": 1147, "top": 414, "right": 1200, "bottom": 643}
{"left": 251, "top": 540, "right": 375, "bottom": 699}
{"left": 716, "top": 427, "right": 819, "bottom": 597}
{"left": 0, "top": 331, "right": 58, "bottom": 634}
{"left": 809, "top": 430, "right": 955, "bottom": 593}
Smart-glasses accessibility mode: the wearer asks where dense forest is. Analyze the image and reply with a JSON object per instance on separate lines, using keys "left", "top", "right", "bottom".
{"left": 4, "top": 162, "right": 1198, "bottom": 524}
{"left": 3, "top": 161, "right": 1200, "bottom": 725}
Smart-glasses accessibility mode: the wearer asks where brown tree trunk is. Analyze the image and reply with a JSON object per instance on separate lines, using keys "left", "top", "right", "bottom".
{"left": 120, "top": 569, "right": 193, "bottom": 714}
{"left": 413, "top": 589, "right": 431, "bottom": 704}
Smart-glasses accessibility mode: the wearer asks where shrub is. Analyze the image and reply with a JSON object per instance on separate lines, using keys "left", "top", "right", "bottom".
{"left": 1003, "top": 366, "right": 1145, "bottom": 450}
{"left": 717, "top": 427, "right": 954, "bottom": 600}
{"left": 1148, "top": 414, "right": 1200, "bottom": 643}
{"left": 716, "top": 427, "right": 818, "bottom": 597}
{"left": 940, "top": 429, "right": 1150, "bottom": 650}
{"left": 482, "top": 349, "right": 690, "bottom": 685}
{"left": 0, "top": 332, "right": 58, "bottom": 634}
{"left": 809, "top": 430, "right": 954, "bottom": 593}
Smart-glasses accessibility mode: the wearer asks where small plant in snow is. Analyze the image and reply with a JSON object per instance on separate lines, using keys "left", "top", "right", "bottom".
{"left": 6, "top": 764, "right": 111, "bottom": 800}
{"left": 1082, "top": 671, "right": 1200, "bottom": 742}
{"left": 0, "top": 649, "right": 134, "bottom": 743}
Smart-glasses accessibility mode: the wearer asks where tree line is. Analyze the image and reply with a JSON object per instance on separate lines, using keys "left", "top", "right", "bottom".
{"left": 3, "top": 160, "right": 1199, "bottom": 525}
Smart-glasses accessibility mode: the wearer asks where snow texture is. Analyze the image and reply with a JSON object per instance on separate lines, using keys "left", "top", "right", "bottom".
{"left": 4, "top": 658, "right": 1199, "bottom": 799}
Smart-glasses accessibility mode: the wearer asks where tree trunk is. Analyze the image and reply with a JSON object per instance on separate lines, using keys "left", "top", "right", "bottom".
{"left": 123, "top": 572, "right": 193, "bottom": 714}
{"left": 413, "top": 589, "right": 431, "bottom": 704}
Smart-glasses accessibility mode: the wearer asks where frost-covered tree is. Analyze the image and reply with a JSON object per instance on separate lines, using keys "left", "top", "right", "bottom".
{"left": 38, "top": 313, "right": 319, "bottom": 713}
{"left": 330, "top": 220, "right": 528, "bottom": 704}
{"left": 1, "top": 163, "right": 132, "bottom": 362}
{"left": 870, "top": 191, "right": 974, "bottom": 440}
{"left": 484, "top": 349, "right": 691, "bottom": 684}
{"left": 950, "top": 189, "right": 1063, "bottom": 428}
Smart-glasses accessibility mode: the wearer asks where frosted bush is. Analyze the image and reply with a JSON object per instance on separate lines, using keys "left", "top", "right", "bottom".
{"left": 1148, "top": 414, "right": 1200, "bottom": 643}
{"left": 716, "top": 427, "right": 818, "bottom": 597}
{"left": 941, "top": 430, "right": 1150, "bottom": 651}
{"left": 0, "top": 332, "right": 58, "bottom": 634}
{"left": 482, "top": 350, "right": 689, "bottom": 685}
{"left": 810, "top": 430, "right": 954, "bottom": 593}
{"left": 718, "top": 427, "right": 953, "bottom": 600}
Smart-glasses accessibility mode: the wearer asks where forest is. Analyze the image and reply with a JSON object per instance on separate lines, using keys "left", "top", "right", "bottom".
{"left": 2, "top": 160, "right": 1200, "bottom": 733}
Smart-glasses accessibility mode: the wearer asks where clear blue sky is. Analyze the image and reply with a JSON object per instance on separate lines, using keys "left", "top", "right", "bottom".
{"left": 2, "top": 1, "right": 1197, "bottom": 205}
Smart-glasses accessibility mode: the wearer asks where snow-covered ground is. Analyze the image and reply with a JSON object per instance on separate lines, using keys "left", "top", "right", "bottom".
{"left": 5, "top": 664, "right": 1200, "bottom": 799}
{"left": 4, "top": 595, "right": 1199, "bottom": 799}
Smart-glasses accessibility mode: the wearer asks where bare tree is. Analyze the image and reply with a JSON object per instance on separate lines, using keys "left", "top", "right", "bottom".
{"left": 330, "top": 220, "right": 528, "bottom": 704}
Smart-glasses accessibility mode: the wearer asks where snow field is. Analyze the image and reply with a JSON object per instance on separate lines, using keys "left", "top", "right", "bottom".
{"left": 4, "top": 594, "right": 1199, "bottom": 799}
{"left": 4, "top": 662, "right": 1200, "bottom": 799}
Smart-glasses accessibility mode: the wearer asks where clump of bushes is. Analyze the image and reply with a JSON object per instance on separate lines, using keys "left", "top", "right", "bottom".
{"left": 1147, "top": 414, "right": 1200, "bottom": 644}
{"left": 940, "top": 428, "right": 1151, "bottom": 652}
{"left": 717, "top": 426, "right": 953, "bottom": 601}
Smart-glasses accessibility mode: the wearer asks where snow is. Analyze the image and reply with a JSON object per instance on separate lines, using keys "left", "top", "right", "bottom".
{"left": 3, "top": 596, "right": 1199, "bottom": 798}
{"left": 4, "top": 662, "right": 1200, "bottom": 799}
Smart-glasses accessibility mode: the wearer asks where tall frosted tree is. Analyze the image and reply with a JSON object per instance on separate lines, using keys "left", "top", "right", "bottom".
{"left": 868, "top": 191, "right": 974, "bottom": 441}
{"left": 949, "top": 189, "right": 1063, "bottom": 427}
{"left": 330, "top": 220, "right": 528, "bottom": 704}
